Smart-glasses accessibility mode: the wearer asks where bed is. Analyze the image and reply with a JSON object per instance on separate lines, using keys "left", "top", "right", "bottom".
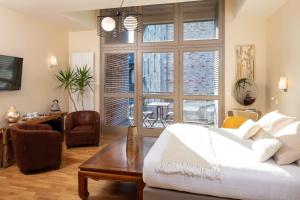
{"left": 143, "top": 124, "right": 300, "bottom": 200}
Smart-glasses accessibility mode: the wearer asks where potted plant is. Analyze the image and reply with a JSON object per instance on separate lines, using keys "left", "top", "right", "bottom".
{"left": 55, "top": 65, "right": 94, "bottom": 111}
{"left": 56, "top": 68, "right": 78, "bottom": 111}
{"left": 74, "top": 65, "right": 94, "bottom": 110}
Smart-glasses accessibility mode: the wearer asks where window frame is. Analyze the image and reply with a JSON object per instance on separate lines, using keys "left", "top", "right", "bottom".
{"left": 100, "top": 0, "right": 225, "bottom": 135}
{"left": 179, "top": 46, "right": 224, "bottom": 126}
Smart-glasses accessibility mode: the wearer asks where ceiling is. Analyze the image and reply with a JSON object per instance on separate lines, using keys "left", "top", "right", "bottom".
{"left": 0, "top": 0, "right": 198, "bottom": 31}
{"left": 0, "top": 0, "right": 289, "bottom": 31}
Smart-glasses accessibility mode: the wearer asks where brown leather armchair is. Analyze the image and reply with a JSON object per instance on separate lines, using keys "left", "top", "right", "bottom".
{"left": 65, "top": 111, "right": 100, "bottom": 148}
{"left": 10, "top": 124, "right": 62, "bottom": 174}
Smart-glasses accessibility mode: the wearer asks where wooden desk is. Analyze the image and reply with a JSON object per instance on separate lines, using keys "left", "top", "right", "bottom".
{"left": 78, "top": 136, "right": 156, "bottom": 200}
{"left": 0, "top": 112, "right": 67, "bottom": 168}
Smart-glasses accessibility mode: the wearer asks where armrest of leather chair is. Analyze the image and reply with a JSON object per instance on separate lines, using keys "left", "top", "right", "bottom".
{"left": 93, "top": 113, "right": 100, "bottom": 132}
{"left": 65, "top": 114, "right": 75, "bottom": 132}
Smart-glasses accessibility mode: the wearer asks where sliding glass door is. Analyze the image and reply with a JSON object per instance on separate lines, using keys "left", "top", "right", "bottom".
{"left": 137, "top": 50, "right": 178, "bottom": 135}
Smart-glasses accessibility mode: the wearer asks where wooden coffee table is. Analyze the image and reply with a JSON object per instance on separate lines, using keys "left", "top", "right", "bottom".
{"left": 78, "top": 136, "right": 156, "bottom": 200}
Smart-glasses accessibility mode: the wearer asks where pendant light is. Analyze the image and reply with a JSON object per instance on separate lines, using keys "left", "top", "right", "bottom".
{"left": 123, "top": 16, "right": 138, "bottom": 31}
{"left": 97, "top": 0, "right": 143, "bottom": 37}
{"left": 101, "top": 17, "right": 116, "bottom": 32}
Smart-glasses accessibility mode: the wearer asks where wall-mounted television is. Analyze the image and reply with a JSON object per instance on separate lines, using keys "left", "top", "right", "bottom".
{"left": 0, "top": 55, "right": 23, "bottom": 91}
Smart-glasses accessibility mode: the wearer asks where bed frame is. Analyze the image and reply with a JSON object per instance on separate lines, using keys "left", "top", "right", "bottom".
{"left": 144, "top": 186, "right": 234, "bottom": 200}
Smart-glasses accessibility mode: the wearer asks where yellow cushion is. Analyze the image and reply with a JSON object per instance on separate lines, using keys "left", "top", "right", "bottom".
{"left": 222, "top": 116, "right": 247, "bottom": 129}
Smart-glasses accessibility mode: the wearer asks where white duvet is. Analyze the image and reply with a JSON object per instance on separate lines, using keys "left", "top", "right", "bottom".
{"left": 143, "top": 124, "right": 300, "bottom": 200}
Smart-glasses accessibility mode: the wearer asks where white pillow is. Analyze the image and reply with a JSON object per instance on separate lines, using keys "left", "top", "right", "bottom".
{"left": 273, "top": 121, "right": 300, "bottom": 165}
{"left": 256, "top": 111, "right": 295, "bottom": 135}
{"left": 238, "top": 119, "right": 261, "bottom": 139}
{"left": 251, "top": 137, "right": 282, "bottom": 162}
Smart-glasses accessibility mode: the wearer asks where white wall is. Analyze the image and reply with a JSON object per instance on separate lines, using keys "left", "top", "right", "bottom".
{"left": 225, "top": 0, "right": 267, "bottom": 114}
{"left": 266, "top": 0, "right": 300, "bottom": 119}
{"left": 0, "top": 6, "right": 69, "bottom": 126}
{"left": 68, "top": 30, "right": 100, "bottom": 112}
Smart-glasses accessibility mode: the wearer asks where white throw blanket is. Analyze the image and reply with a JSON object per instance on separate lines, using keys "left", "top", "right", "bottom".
{"left": 155, "top": 124, "right": 221, "bottom": 181}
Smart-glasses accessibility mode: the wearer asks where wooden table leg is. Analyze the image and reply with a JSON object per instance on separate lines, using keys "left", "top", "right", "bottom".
{"left": 136, "top": 178, "right": 145, "bottom": 200}
{"left": 78, "top": 171, "right": 89, "bottom": 200}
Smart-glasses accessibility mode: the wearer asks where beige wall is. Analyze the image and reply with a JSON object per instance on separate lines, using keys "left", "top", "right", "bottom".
{"left": 225, "top": 0, "right": 267, "bottom": 114}
{"left": 0, "top": 6, "right": 69, "bottom": 126}
{"left": 68, "top": 30, "right": 100, "bottom": 112}
{"left": 266, "top": 0, "right": 300, "bottom": 118}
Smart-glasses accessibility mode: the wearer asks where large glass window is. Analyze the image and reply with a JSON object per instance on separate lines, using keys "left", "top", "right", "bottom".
{"left": 183, "top": 51, "right": 219, "bottom": 96}
{"left": 143, "top": 24, "right": 174, "bottom": 42}
{"left": 101, "top": 1, "right": 224, "bottom": 134}
{"left": 104, "top": 31, "right": 135, "bottom": 44}
{"left": 143, "top": 52, "right": 174, "bottom": 94}
{"left": 142, "top": 4, "right": 175, "bottom": 43}
{"left": 104, "top": 53, "right": 135, "bottom": 93}
{"left": 183, "top": 100, "right": 218, "bottom": 126}
{"left": 104, "top": 98, "right": 135, "bottom": 126}
{"left": 143, "top": 99, "right": 174, "bottom": 128}
{"left": 182, "top": 0, "right": 219, "bottom": 41}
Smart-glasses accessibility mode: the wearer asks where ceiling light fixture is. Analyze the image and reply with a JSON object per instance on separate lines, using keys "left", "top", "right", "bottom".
{"left": 124, "top": 16, "right": 138, "bottom": 31}
{"left": 97, "top": 0, "right": 143, "bottom": 37}
{"left": 101, "top": 17, "right": 116, "bottom": 31}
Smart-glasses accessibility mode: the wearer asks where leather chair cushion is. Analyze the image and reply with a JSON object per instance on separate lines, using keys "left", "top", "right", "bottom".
{"left": 72, "top": 125, "right": 93, "bottom": 132}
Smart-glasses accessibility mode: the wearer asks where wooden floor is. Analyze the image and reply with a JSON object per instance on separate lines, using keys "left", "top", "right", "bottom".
{"left": 0, "top": 134, "right": 137, "bottom": 200}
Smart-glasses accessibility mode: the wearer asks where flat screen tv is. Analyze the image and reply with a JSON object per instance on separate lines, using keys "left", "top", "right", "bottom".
{"left": 0, "top": 55, "right": 23, "bottom": 91}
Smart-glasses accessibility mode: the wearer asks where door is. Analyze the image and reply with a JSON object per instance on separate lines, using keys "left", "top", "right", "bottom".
{"left": 137, "top": 50, "right": 178, "bottom": 136}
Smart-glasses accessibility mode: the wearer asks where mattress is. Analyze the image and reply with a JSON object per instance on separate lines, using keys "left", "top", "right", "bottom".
{"left": 143, "top": 124, "right": 300, "bottom": 200}
{"left": 144, "top": 186, "right": 231, "bottom": 200}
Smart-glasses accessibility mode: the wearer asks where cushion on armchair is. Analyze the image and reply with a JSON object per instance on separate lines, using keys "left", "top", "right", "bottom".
{"left": 65, "top": 111, "right": 100, "bottom": 148}
{"left": 72, "top": 125, "right": 93, "bottom": 132}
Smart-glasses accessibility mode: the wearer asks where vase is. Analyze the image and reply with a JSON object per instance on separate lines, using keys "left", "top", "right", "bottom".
{"left": 126, "top": 126, "right": 140, "bottom": 165}
{"left": 4, "top": 106, "right": 20, "bottom": 123}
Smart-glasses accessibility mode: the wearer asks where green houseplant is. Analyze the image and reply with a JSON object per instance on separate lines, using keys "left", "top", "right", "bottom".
{"left": 56, "top": 68, "right": 78, "bottom": 111}
{"left": 55, "top": 65, "right": 94, "bottom": 111}
{"left": 74, "top": 65, "right": 94, "bottom": 110}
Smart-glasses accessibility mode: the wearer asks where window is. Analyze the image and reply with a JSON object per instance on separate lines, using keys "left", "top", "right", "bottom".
{"left": 183, "top": 51, "right": 219, "bottom": 96}
{"left": 101, "top": 0, "right": 224, "bottom": 134}
{"left": 182, "top": 0, "right": 219, "bottom": 40}
{"left": 103, "top": 53, "right": 136, "bottom": 130}
{"left": 183, "top": 100, "right": 218, "bottom": 126}
{"left": 142, "top": 4, "right": 175, "bottom": 43}
{"left": 104, "top": 98, "right": 135, "bottom": 126}
{"left": 184, "top": 21, "right": 218, "bottom": 40}
{"left": 143, "top": 52, "right": 174, "bottom": 94}
{"left": 104, "top": 53, "right": 135, "bottom": 93}
{"left": 143, "top": 99, "right": 174, "bottom": 128}
{"left": 143, "top": 24, "right": 174, "bottom": 42}
{"left": 104, "top": 31, "right": 135, "bottom": 44}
